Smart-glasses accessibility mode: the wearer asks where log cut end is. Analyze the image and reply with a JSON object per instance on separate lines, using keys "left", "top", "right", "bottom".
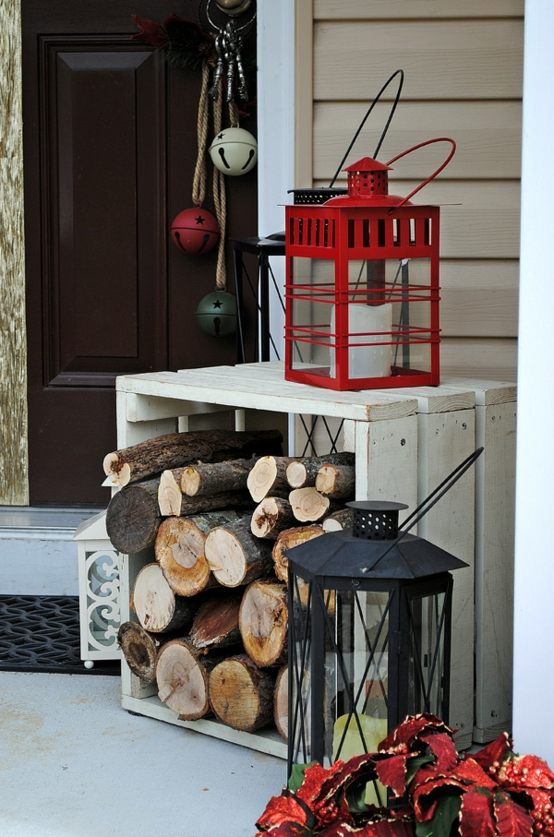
{"left": 205, "top": 521, "right": 272, "bottom": 588}
{"left": 155, "top": 517, "right": 212, "bottom": 597}
{"left": 250, "top": 497, "right": 295, "bottom": 540}
{"left": 103, "top": 452, "right": 131, "bottom": 486}
{"left": 289, "top": 487, "right": 330, "bottom": 523}
{"left": 158, "top": 470, "right": 183, "bottom": 517}
{"left": 181, "top": 466, "right": 201, "bottom": 497}
{"left": 247, "top": 456, "right": 278, "bottom": 503}
{"left": 132, "top": 563, "right": 196, "bottom": 633}
{"left": 272, "top": 525, "right": 324, "bottom": 583}
{"left": 156, "top": 640, "right": 211, "bottom": 720}
{"left": 209, "top": 654, "right": 274, "bottom": 732}
{"left": 285, "top": 459, "right": 308, "bottom": 489}
{"left": 239, "top": 580, "right": 288, "bottom": 668}
{"left": 117, "top": 621, "right": 159, "bottom": 684}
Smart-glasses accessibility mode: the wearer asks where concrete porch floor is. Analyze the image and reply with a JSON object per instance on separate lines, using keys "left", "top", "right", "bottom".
{"left": 0, "top": 670, "right": 285, "bottom": 837}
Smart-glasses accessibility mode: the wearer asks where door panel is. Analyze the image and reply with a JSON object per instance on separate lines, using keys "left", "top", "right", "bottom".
{"left": 23, "top": 1, "right": 258, "bottom": 504}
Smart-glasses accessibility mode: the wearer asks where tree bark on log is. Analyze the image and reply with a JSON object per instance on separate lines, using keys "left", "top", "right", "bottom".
{"left": 315, "top": 463, "right": 355, "bottom": 500}
{"left": 272, "top": 525, "right": 324, "bottom": 583}
{"left": 250, "top": 497, "right": 296, "bottom": 540}
{"left": 155, "top": 511, "right": 245, "bottom": 597}
{"left": 239, "top": 580, "right": 288, "bottom": 668}
{"left": 247, "top": 455, "right": 294, "bottom": 502}
{"left": 289, "top": 487, "right": 332, "bottom": 523}
{"left": 189, "top": 592, "right": 242, "bottom": 653}
{"left": 106, "top": 478, "right": 161, "bottom": 553}
{"left": 274, "top": 665, "right": 288, "bottom": 741}
{"left": 158, "top": 469, "right": 254, "bottom": 517}
{"left": 156, "top": 639, "right": 217, "bottom": 720}
{"left": 209, "top": 654, "right": 275, "bottom": 732}
{"left": 181, "top": 458, "right": 254, "bottom": 497}
{"left": 103, "top": 428, "right": 283, "bottom": 487}
{"left": 285, "top": 452, "right": 355, "bottom": 489}
{"left": 117, "top": 621, "right": 161, "bottom": 684}
{"left": 322, "top": 508, "right": 354, "bottom": 532}
{"left": 131, "top": 563, "right": 197, "bottom": 633}
{"left": 205, "top": 519, "right": 273, "bottom": 588}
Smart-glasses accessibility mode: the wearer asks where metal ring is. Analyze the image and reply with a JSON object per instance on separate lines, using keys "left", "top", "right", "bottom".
{"left": 205, "top": 0, "right": 256, "bottom": 34}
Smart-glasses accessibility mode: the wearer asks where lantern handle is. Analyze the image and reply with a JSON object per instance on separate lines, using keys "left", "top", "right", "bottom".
{"left": 385, "top": 137, "right": 457, "bottom": 207}
{"left": 328, "top": 69, "right": 405, "bottom": 189}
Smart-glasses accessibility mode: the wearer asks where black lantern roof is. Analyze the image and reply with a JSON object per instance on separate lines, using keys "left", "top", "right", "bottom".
{"left": 287, "top": 501, "right": 467, "bottom": 582}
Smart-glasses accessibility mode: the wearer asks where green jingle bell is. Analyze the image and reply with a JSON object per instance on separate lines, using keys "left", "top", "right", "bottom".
{"left": 195, "top": 290, "right": 237, "bottom": 337}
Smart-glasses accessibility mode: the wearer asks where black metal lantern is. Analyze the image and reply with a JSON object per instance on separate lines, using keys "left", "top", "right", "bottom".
{"left": 286, "top": 499, "right": 467, "bottom": 783}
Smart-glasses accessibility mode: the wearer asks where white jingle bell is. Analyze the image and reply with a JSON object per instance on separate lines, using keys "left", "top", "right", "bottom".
{"left": 209, "top": 127, "right": 257, "bottom": 176}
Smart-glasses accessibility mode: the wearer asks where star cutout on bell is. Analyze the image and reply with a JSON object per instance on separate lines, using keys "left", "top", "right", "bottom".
{"left": 195, "top": 215, "right": 205, "bottom": 225}
{"left": 217, "top": 133, "right": 225, "bottom": 140}
{"left": 212, "top": 298, "right": 223, "bottom": 309}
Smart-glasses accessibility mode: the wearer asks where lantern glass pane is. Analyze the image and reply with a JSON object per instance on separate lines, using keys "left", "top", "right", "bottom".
{"left": 406, "top": 590, "right": 447, "bottom": 717}
{"left": 289, "top": 257, "right": 335, "bottom": 378}
{"left": 345, "top": 257, "right": 433, "bottom": 381}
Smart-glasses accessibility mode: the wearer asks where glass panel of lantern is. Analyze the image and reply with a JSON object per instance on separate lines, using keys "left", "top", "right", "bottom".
{"left": 284, "top": 155, "right": 444, "bottom": 391}
{"left": 286, "top": 501, "right": 466, "bottom": 781}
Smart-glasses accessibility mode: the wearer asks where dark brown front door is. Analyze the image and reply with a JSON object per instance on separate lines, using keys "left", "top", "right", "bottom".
{"left": 22, "top": 0, "right": 257, "bottom": 506}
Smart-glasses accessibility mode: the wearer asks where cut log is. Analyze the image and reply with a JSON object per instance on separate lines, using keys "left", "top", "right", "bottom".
{"left": 155, "top": 511, "right": 245, "bottom": 597}
{"left": 131, "top": 563, "right": 197, "bottom": 633}
{"left": 209, "top": 654, "right": 275, "bottom": 732}
{"left": 286, "top": 452, "right": 355, "bottom": 489}
{"left": 250, "top": 497, "right": 296, "bottom": 540}
{"left": 322, "top": 508, "right": 354, "bottom": 533}
{"left": 103, "top": 428, "right": 283, "bottom": 487}
{"left": 117, "top": 621, "right": 161, "bottom": 684}
{"left": 272, "top": 525, "right": 324, "bottom": 583}
{"left": 189, "top": 592, "right": 242, "bottom": 653}
{"left": 274, "top": 665, "right": 288, "bottom": 741}
{"left": 247, "top": 455, "right": 293, "bottom": 502}
{"left": 239, "top": 580, "right": 288, "bottom": 668}
{"left": 315, "top": 463, "right": 355, "bottom": 500}
{"left": 205, "top": 519, "right": 273, "bottom": 588}
{"left": 158, "top": 469, "right": 254, "bottom": 517}
{"left": 289, "top": 487, "right": 331, "bottom": 523}
{"left": 181, "top": 458, "right": 254, "bottom": 497}
{"left": 106, "top": 478, "right": 161, "bottom": 553}
{"left": 156, "top": 639, "right": 217, "bottom": 720}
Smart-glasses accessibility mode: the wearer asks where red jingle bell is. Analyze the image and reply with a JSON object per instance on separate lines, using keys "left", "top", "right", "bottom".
{"left": 170, "top": 208, "right": 219, "bottom": 255}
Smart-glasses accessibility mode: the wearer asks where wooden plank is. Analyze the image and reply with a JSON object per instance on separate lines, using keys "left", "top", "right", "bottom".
{"left": 441, "top": 261, "right": 519, "bottom": 339}
{"left": 116, "top": 367, "right": 419, "bottom": 423}
{"left": 381, "top": 386, "right": 474, "bottom": 414}
{"left": 442, "top": 379, "right": 517, "bottom": 406}
{"left": 354, "top": 416, "right": 418, "bottom": 525}
{"left": 121, "top": 694, "right": 288, "bottom": 759}
{"left": 125, "top": 392, "right": 232, "bottom": 423}
{"left": 416, "top": 408, "right": 476, "bottom": 749}
{"left": 313, "top": 180, "right": 521, "bottom": 260}
{"left": 314, "top": 0, "right": 523, "bottom": 20}
{"left": 441, "top": 338, "right": 517, "bottom": 382}
{"left": 314, "top": 101, "right": 522, "bottom": 182}
{"left": 314, "top": 20, "right": 523, "bottom": 101}
{"left": 473, "top": 401, "right": 516, "bottom": 741}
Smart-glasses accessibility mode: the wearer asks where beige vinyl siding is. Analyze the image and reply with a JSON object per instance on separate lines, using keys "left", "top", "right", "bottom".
{"left": 297, "top": 0, "right": 523, "bottom": 380}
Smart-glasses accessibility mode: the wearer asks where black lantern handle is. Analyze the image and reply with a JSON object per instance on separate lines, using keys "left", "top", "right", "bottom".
{"left": 386, "top": 137, "right": 457, "bottom": 207}
{"left": 368, "top": 447, "right": 483, "bottom": 572}
{"left": 328, "top": 69, "right": 405, "bottom": 189}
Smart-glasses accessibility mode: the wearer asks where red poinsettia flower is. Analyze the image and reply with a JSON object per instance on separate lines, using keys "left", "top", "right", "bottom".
{"left": 378, "top": 713, "right": 453, "bottom": 755}
{"left": 498, "top": 753, "right": 554, "bottom": 790}
{"left": 458, "top": 787, "right": 496, "bottom": 836}
{"left": 494, "top": 790, "right": 535, "bottom": 835}
{"left": 256, "top": 794, "right": 309, "bottom": 832}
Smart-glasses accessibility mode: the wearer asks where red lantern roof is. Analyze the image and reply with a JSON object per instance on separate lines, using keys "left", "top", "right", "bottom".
{"left": 344, "top": 156, "right": 392, "bottom": 173}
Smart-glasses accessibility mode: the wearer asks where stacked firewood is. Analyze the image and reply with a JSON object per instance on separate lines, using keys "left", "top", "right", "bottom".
{"left": 107, "top": 430, "right": 355, "bottom": 739}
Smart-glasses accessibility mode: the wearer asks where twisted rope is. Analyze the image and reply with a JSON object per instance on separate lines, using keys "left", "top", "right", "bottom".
{"left": 192, "top": 61, "right": 211, "bottom": 207}
{"left": 212, "top": 81, "right": 227, "bottom": 289}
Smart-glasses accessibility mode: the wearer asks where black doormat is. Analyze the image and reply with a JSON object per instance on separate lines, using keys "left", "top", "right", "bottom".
{"left": 0, "top": 595, "right": 120, "bottom": 675}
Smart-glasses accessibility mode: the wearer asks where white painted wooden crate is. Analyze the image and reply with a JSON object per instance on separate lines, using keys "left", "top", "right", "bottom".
{"left": 113, "top": 362, "right": 515, "bottom": 754}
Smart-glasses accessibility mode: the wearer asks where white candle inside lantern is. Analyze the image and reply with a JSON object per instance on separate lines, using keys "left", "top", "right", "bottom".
{"left": 330, "top": 303, "right": 392, "bottom": 379}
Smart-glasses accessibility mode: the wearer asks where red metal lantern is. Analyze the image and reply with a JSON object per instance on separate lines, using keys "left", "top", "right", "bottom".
{"left": 170, "top": 208, "right": 219, "bottom": 255}
{"left": 284, "top": 138, "right": 456, "bottom": 391}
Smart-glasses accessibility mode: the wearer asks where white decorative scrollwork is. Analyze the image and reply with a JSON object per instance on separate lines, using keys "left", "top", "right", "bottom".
{"left": 85, "top": 550, "right": 121, "bottom": 652}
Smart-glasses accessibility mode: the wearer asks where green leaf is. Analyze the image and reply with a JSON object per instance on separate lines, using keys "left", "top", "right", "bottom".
{"left": 415, "top": 795, "right": 461, "bottom": 837}
{"left": 406, "top": 754, "right": 435, "bottom": 785}
{"left": 288, "top": 763, "right": 313, "bottom": 794}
